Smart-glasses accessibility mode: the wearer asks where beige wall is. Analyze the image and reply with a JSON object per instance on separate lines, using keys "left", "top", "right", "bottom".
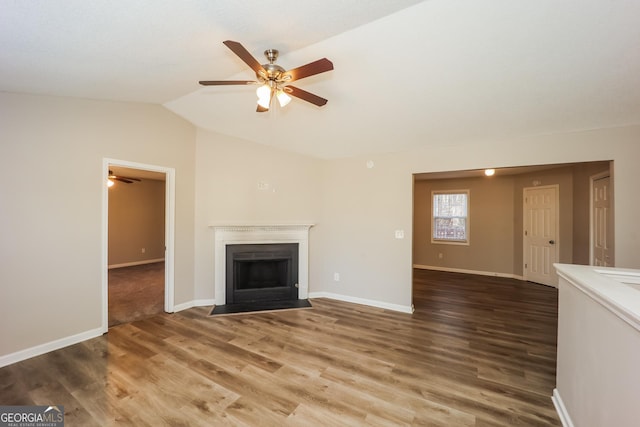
{"left": 413, "top": 176, "right": 516, "bottom": 275}
{"left": 312, "top": 129, "right": 640, "bottom": 310}
{"left": 512, "top": 167, "right": 574, "bottom": 275}
{"left": 0, "top": 92, "right": 195, "bottom": 358}
{"left": 413, "top": 162, "right": 610, "bottom": 277}
{"left": 108, "top": 177, "right": 166, "bottom": 266}
{"left": 1, "top": 89, "right": 638, "bottom": 362}
{"left": 193, "top": 129, "right": 323, "bottom": 301}
{"left": 571, "top": 161, "right": 612, "bottom": 264}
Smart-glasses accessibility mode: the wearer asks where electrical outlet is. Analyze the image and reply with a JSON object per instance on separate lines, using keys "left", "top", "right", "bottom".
{"left": 438, "top": 253, "right": 443, "bottom": 259}
{"left": 333, "top": 273, "right": 340, "bottom": 282}
{"left": 395, "top": 230, "right": 404, "bottom": 239}
{"left": 141, "top": 248, "right": 146, "bottom": 254}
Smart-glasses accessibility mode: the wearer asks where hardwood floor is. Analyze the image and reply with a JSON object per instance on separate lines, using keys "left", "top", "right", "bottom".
{"left": 109, "top": 262, "right": 165, "bottom": 327}
{"left": 0, "top": 269, "right": 560, "bottom": 426}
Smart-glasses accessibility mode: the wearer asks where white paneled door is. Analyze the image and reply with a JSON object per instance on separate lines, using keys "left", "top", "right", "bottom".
{"left": 592, "top": 174, "right": 613, "bottom": 266}
{"left": 523, "top": 185, "right": 559, "bottom": 287}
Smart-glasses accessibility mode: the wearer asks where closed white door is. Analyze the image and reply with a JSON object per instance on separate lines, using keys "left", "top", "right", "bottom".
{"left": 592, "top": 174, "right": 613, "bottom": 266}
{"left": 523, "top": 185, "right": 559, "bottom": 286}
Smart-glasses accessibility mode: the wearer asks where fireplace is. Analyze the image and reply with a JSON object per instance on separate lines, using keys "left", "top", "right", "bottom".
{"left": 211, "top": 223, "right": 313, "bottom": 305}
{"left": 226, "top": 243, "right": 299, "bottom": 304}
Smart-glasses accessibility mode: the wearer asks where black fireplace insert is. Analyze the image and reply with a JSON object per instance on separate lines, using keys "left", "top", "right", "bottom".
{"left": 225, "top": 243, "right": 299, "bottom": 304}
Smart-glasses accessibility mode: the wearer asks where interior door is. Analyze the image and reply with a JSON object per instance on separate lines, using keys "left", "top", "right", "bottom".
{"left": 523, "top": 185, "right": 559, "bottom": 286}
{"left": 592, "top": 174, "right": 613, "bottom": 266}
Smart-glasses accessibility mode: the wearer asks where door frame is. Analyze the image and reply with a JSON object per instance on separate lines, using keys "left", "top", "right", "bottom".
{"left": 589, "top": 170, "right": 612, "bottom": 266}
{"left": 522, "top": 184, "right": 560, "bottom": 286}
{"left": 101, "top": 158, "right": 176, "bottom": 333}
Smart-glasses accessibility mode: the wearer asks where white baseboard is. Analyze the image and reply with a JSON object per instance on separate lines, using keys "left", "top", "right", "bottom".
{"left": 308, "top": 292, "right": 413, "bottom": 314}
{"left": 413, "top": 264, "right": 524, "bottom": 281}
{"left": 108, "top": 258, "right": 165, "bottom": 269}
{"left": 552, "top": 388, "right": 575, "bottom": 427}
{"left": 172, "top": 299, "right": 215, "bottom": 312}
{"left": 0, "top": 297, "right": 216, "bottom": 367}
{"left": 1, "top": 295, "right": 409, "bottom": 368}
{"left": 0, "top": 326, "right": 104, "bottom": 369}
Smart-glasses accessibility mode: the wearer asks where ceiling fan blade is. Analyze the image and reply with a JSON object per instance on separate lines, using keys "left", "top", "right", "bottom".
{"left": 223, "top": 40, "right": 266, "bottom": 75}
{"left": 120, "top": 176, "right": 141, "bottom": 181}
{"left": 285, "top": 86, "right": 328, "bottom": 107}
{"left": 115, "top": 177, "right": 134, "bottom": 184}
{"left": 199, "top": 80, "right": 257, "bottom": 86}
{"left": 283, "top": 58, "right": 334, "bottom": 82}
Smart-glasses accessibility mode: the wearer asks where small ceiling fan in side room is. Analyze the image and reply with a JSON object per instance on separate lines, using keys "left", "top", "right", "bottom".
{"left": 108, "top": 170, "right": 141, "bottom": 185}
{"left": 199, "top": 40, "right": 334, "bottom": 112}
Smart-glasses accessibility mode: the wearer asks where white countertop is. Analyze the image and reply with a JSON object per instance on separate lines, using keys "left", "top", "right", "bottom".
{"left": 555, "top": 264, "right": 640, "bottom": 332}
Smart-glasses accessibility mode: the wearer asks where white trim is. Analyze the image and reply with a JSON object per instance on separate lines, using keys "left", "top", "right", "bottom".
{"left": 589, "top": 170, "right": 611, "bottom": 266}
{"left": 556, "top": 264, "right": 640, "bottom": 332}
{"left": 164, "top": 167, "right": 176, "bottom": 312}
{"left": 309, "top": 292, "right": 414, "bottom": 314}
{"left": 0, "top": 327, "right": 103, "bottom": 368}
{"left": 413, "top": 264, "right": 525, "bottom": 281}
{"left": 173, "top": 299, "right": 216, "bottom": 312}
{"left": 430, "top": 189, "right": 470, "bottom": 245}
{"left": 210, "top": 223, "right": 314, "bottom": 305}
{"left": 552, "top": 388, "right": 575, "bottom": 427}
{"left": 102, "top": 158, "right": 176, "bottom": 331}
{"left": 102, "top": 162, "right": 108, "bottom": 332}
{"left": 108, "top": 258, "right": 165, "bottom": 269}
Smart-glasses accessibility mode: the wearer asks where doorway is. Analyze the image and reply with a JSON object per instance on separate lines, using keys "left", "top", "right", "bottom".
{"left": 101, "top": 159, "right": 176, "bottom": 332}
{"left": 591, "top": 172, "right": 614, "bottom": 266}
{"left": 523, "top": 185, "right": 559, "bottom": 287}
{"left": 411, "top": 160, "right": 612, "bottom": 303}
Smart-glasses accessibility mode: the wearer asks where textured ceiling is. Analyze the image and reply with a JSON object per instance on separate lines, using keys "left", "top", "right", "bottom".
{"left": 0, "top": 0, "right": 424, "bottom": 103}
{"left": 2, "top": 0, "right": 640, "bottom": 159}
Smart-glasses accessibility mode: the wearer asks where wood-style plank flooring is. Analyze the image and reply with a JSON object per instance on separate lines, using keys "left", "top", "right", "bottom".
{"left": 109, "top": 262, "right": 165, "bottom": 327}
{"left": 0, "top": 269, "right": 560, "bottom": 426}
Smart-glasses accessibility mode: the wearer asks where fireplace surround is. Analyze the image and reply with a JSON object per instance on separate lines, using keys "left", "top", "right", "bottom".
{"left": 210, "top": 223, "right": 313, "bottom": 305}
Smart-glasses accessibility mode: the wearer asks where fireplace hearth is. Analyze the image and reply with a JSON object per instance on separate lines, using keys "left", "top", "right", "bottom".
{"left": 226, "top": 243, "right": 298, "bottom": 304}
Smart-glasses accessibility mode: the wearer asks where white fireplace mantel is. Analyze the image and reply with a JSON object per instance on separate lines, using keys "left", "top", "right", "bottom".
{"left": 210, "top": 223, "right": 314, "bottom": 305}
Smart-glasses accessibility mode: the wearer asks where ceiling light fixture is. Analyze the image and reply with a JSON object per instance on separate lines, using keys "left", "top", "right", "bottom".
{"left": 200, "top": 40, "right": 333, "bottom": 112}
{"left": 276, "top": 89, "right": 291, "bottom": 107}
{"left": 484, "top": 169, "right": 495, "bottom": 176}
{"left": 256, "top": 84, "right": 271, "bottom": 109}
{"left": 256, "top": 85, "right": 292, "bottom": 110}
{"left": 107, "top": 179, "right": 115, "bottom": 187}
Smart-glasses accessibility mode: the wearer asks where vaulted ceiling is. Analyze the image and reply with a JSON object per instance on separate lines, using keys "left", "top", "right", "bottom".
{"left": 2, "top": 0, "right": 639, "bottom": 158}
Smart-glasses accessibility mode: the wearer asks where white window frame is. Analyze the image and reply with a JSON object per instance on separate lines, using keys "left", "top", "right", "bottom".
{"left": 431, "top": 189, "right": 470, "bottom": 245}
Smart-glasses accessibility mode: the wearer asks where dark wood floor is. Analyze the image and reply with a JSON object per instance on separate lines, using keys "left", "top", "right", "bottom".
{"left": 0, "top": 269, "right": 560, "bottom": 426}
{"left": 109, "top": 262, "right": 165, "bottom": 327}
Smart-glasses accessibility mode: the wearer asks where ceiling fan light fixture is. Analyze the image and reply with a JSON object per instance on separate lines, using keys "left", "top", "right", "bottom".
{"left": 256, "top": 84, "right": 271, "bottom": 109}
{"left": 276, "top": 90, "right": 291, "bottom": 107}
{"left": 256, "top": 84, "right": 270, "bottom": 99}
{"left": 107, "top": 179, "right": 115, "bottom": 187}
{"left": 485, "top": 169, "right": 496, "bottom": 176}
{"left": 200, "top": 41, "right": 334, "bottom": 112}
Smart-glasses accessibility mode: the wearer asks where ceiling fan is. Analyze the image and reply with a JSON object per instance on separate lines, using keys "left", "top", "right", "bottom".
{"left": 108, "top": 170, "right": 141, "bottom": 184}
{"left": 199, "top": 40, "right": 334, "bottom": 112}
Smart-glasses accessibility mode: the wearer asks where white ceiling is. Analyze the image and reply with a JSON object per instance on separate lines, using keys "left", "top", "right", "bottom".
{"left": 2, "top": 0, "right": 639, "bottom": 159}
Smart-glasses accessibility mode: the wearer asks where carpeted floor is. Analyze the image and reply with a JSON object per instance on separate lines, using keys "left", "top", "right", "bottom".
{"left": 108, "top": 262, "right": 164, "bottom": 327}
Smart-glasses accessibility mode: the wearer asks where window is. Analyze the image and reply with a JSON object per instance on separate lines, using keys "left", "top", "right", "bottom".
{"left": 432, "top": 190, "right": 469, "bottom": 244}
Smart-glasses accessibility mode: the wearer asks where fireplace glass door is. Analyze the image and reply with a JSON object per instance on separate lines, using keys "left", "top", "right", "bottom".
{"left": 226, "top": 243, "right": 299, "bottom": 304}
